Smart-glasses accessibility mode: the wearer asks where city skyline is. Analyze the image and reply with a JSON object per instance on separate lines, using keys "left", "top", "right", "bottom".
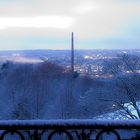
{"left": 0, "top": 0, "right": 139, "bottom": 50}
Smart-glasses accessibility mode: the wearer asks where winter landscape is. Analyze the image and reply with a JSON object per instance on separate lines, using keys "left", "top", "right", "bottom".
{"left": 0, "top": 49, "right": 140, "bottom": 139}
{"left": 0, "top": 0, "right": 140, "bottom": 139}
{"left": 0, "top": 49, "right": 140, "bottom": 120}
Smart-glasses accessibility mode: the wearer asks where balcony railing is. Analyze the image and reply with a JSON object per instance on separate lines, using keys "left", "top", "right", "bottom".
{"left": 0, "top": 120, "right": 140, "bottom": 140}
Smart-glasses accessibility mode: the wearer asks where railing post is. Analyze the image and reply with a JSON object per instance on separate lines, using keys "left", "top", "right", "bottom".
{"left": 32, "top": 130, "right": 41, "bottom": 140}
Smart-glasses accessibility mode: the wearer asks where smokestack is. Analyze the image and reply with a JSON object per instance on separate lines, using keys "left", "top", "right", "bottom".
{"left": 71, "top": 32, "right": 74, "bottom": 73}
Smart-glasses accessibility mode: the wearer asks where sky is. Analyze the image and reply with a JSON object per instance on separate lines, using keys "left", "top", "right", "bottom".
{"left": 0, "top": 0, "right": 140, "bottom": 50}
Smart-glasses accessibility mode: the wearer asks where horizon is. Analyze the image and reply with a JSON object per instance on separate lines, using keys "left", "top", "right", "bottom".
{"left": 0, "top": 48, "right": 140, "bottom": 52}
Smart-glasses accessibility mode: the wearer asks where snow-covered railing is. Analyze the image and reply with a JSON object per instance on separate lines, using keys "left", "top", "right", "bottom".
{"left": 0, "top": 119, "right": 140, "bottom": 140}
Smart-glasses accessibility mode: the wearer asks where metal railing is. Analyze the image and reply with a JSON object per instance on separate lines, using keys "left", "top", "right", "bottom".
{"left": 0, "top": 120, "right": 140, "bottom": 140}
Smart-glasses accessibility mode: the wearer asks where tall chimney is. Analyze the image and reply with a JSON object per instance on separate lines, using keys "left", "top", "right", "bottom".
{"left": 71, "top": 32, "right": 74, "bottom": 73}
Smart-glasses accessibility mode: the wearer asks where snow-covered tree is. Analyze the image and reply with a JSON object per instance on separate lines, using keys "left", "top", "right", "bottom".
{"left": 103, "top": 54, "right": 140, "bottom": 119}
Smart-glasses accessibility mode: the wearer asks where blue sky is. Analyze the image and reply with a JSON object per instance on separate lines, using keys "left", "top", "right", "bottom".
{"left": 0, "top": 0, "right": 139, "bottom": 50}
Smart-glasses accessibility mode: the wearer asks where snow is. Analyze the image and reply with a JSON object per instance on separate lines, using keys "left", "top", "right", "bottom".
{"left": 94, "top": 102, "right": 140, "bottom": 120}
{"left": 0, "top": 119, "right": 139, "bottom": 128}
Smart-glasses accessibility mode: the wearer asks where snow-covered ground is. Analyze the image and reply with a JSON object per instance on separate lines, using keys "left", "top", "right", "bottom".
{"left": 94, "top": 102, "right": 140, "bottom": 120}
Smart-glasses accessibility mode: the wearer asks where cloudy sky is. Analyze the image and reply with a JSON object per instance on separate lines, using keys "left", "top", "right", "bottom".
{"left": 0, "top": 0, "right": 140, "bottom": 50}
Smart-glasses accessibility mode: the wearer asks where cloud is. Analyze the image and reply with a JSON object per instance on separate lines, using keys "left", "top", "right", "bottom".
{"left": 0, "top": 16, "right": 75, "bottom": 29}
{"left": 0, "top": 0, "right": 139, "bottom": 49}
{"left": 74, "top": 3, "right": 101, "bottom": 15}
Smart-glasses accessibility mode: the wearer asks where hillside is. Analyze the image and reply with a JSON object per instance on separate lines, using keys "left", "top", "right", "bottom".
{"left": 0, "top": 61, "right": 119, "bottom": 120}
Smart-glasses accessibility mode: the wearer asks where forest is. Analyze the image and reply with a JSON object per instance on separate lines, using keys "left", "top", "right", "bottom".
{"left": 0, "top": 54, "right": 140, "bottom": 120}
